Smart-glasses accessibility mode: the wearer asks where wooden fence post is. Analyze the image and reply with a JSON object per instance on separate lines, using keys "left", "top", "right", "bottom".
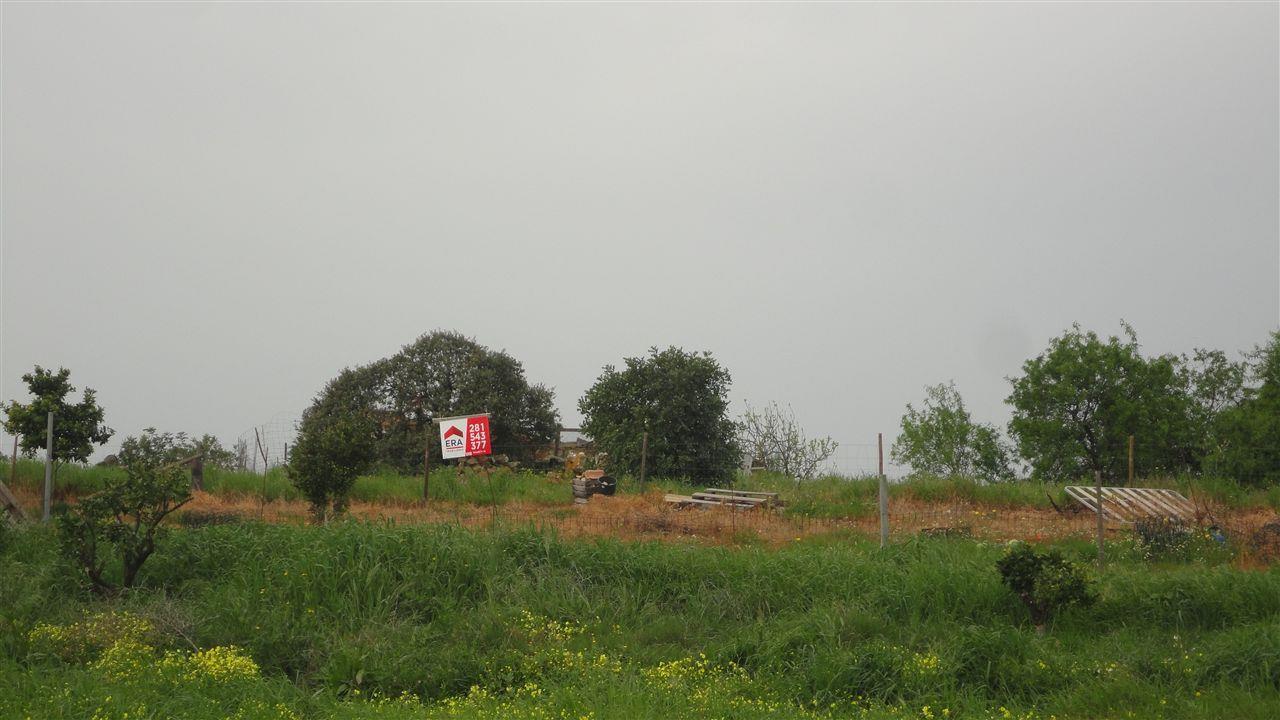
{"left": 878, "top": 433, "right": 888, "bottom": 548}
{"left": 1095, "top": 469, "right": 1105, "bottom": 567}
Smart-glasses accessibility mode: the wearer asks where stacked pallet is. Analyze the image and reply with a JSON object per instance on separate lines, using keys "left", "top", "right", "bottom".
{"left": 663, "top": 488, "right": 782, "bottom": 510}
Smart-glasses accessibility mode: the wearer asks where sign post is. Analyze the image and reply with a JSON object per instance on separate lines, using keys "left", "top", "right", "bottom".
{"left": 437, "top": 414, "right": 496, "bottom": 522}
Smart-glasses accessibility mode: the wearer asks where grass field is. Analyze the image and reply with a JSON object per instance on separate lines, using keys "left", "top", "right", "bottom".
{"left": 1, "top": 518, "right": 1279, "bottom": 719}
{"left": 8, "top": 457, "right": 1280, "bottom": 517}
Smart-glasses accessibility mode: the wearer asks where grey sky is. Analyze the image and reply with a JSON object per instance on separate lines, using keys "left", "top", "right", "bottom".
{"left": 2, "top": 2, "right": 1277, "bottom": 469}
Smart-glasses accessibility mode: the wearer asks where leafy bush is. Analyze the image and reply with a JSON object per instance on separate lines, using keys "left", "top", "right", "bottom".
{"left": 55, "top": 430, "right": 192, "bottom": 594}
{"left": 996, "top": 542, "right": 1094, "bottom": 629}
{"left": 287, "top": 409, "right": 376, "bottom": 521}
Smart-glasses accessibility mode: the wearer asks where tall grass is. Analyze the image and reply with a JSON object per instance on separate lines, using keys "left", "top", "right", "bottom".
{"left": 1, "top": 521, "right": 1277, "bottom": 718}
{"left": 6, "top": 457, "right": 1279, "bottom": 515}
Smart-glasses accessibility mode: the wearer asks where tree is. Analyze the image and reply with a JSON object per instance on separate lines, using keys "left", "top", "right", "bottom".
{"left": 579, "top": 347, "right": 740, "bottom": 482}
{"left": 287, "top": 403, "right": 377, "bottom": 521}
{"left": 4, "top": 366, "right": 113, "bottom": 475}
{"left": 1205, "top": 331, "right": 1280, "bottom": 486}
{"left": 305, "top": 331, "right": 559, "bottom": 472}
{"left": 891, "top": 382, "right": 1012, "bottom": 482}
{"left": 56, "top": 429, "right": 192, "bottom": 594}
{"left": 1177, "top": 348, "right": 1247, "bottom": 455}
{"left": 1006, "top": 323, "right": 1196, "bottom": 482}
{"left": 117, "top": 428, "right": 238, "bottom": 471}
{"left": 737, "top": 402, "right": 837, "bottom": 482}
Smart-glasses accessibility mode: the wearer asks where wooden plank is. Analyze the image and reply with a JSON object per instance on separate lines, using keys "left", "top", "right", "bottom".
{"left": 702, "top": 488, "right": 778, "bottom": 498}
{"left": 0, "top": 479, "right": 26, "bottom": 522}
{"left": 1127, "top": 488, "right": 1189, "bottom": 520}
{"left": 691, "top": 492, "right": 767, "bottom": 504}
{"left": 1116, "top": 484, "right": 1172, "bottom": 517}
{"left": 1112, "top": 487, "right": 1173, "bottom": 519}
{"left": 1064, "top": 485, "right": 1196, "bottom": 523}
{"left": 663, "top": 493, "right": 754, "bottom": 509}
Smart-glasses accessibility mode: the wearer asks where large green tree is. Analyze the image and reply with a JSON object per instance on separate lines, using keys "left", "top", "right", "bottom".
{"left": 579, "top": 346, "right": 740, "bottom": 482}
{"left": 4, "top": 366, "right": 113, "bottom": 476}
{"left": 1205, "top": 331, "right": 1280, "bottom": 487}
{"left": 1006, "top": 323, "right": 1196, "bottom": 482}
{"left": 892, "top": 382, "right": 1012, "bottom": 482}
{"left": 302, "top": 331, "right": 559, "bottom": 472}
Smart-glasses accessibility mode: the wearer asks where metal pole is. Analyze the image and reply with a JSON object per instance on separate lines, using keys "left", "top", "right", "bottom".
{"left": 9, "top": 435, "right": 17, "bottom": 486}
{"left": 1095, "top": 469, "right": 1105, "bottom": 567}
{"left": 639, "top": 431, "right": 649, "bottom": 486}
{"left": 43, "top": 412, "right": 54, "bottom": 522}
{"left": 423, "top": 433, "right": 431, "bottom": 503}
{"left": 878, "top": 432, "right": 888, "bottom": 548}
{"left": 1127, "top": 435, "right": 1135, "bottom": 485}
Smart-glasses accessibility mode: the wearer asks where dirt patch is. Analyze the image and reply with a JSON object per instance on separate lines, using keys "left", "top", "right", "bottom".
{"left": 11, "top": 485, "right": 1276, "bottom": 558}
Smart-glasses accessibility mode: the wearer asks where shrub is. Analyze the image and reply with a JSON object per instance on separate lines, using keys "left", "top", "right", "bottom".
{"left": 996, "top": 542, "right": 1094, "bottom": 630}
{"left": 287, "top": 409, "right": 376, "bottom": 521}
{"left": 55, "top": 430, "right": 192, "bottom": 593}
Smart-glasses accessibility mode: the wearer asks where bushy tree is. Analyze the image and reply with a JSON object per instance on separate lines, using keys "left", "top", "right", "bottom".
{"left": 288, "top": 405, "right": 377, "bottom": 521}
{"left": 891, "top": 382, "right": 1012, "bottom": 482}
{"left": 118, "top": 428, "right": 237, "bottom": 470}
{"left": 1205, "top": 331, "right": 1280, "bottom": 486}
{"left": 4, "top": 366, "right": 112, "bottom": 476}
{"left": 56, "top": 429, "right": 191, "bottom": 594}
{"left": 579, "top": 347, "right": 740, "bottom": 482}
{"left": 306, "top": 331, "right": 558, "bottom": 472}
{"left": 1007, "top": 323, "right": 1195, "bottom": 482}
{"left": 737, "top": 402, "right": 837, "bottom": 482}
{"left": 996, "top": 542, "right": 1094, "bottom": 631}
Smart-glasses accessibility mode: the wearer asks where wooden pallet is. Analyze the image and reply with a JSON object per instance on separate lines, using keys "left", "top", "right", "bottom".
{"left": 663, "top": 488, "right": 782, "bottom": 510}
{"left": 1063, "top": 485, "right": 1196, "bottom": 523}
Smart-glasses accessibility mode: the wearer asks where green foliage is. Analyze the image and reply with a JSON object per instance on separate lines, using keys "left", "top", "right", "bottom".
{"left": 1205, "top": 331, "right": 1280, "bottom": 487}
{"left": 892, "top": 382, "right": 1012, "bottom": 482}
{"left": 287, "top": 409, "right": 377, "bottom": 520}
{"left": 996, "top": 543, "right": 1095, "bottom": 628}
{"left": 579, "top": 346, "right": 741, "bottom": 482}
{"left": 3, "top": 366, "right": 112, "bottom": 474}
{"left": 55, "top": 429, "right": 192, "bottom": 594}
{"left": 120, "top": 427, "right": 238, "bottom": 470}
{"left": 307, "top": 331, "right": 558, "bottom": 472}
{"left": 1007, "top": 323, "right": 1196, "bottom": 482}
{"left": 2, "top": 523, "right": 1280, "bottom": 719}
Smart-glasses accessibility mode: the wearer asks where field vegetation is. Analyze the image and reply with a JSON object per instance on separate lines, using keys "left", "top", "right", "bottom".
{"left": 2, "top": 520, "right": 1278, "bottom": 719}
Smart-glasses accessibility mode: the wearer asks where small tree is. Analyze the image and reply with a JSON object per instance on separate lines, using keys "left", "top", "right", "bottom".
{"left": 996, "top": 542, "right": 1094, "bottom": 632}
{"left": 287, "top": 410, "right": 376, "bottom": 521}
{"left": 737, "top": 402, "right": 837, "bottom": 482}
{"left": 579, "top": 347, "right": 740, "bottom": 482}
{"left": 4, "top": 366, "right": 113, "bottom": 477}
{"left": 56, "top": 429, "right": 192, "bottom": 594}
{"left": 891, "top": 382, "right": 1012, "bottom": 482}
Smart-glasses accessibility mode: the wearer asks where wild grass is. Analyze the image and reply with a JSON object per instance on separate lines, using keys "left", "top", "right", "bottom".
{"left": 5, "top": 457, "right": 1279, "bottom": 517}
{"left": 1, "top": 520, "right": 1277, "bottom": 719}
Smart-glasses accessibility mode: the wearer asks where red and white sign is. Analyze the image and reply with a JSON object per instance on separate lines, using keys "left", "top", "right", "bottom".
{"left": 438, "top": 414, "right": 492, "bottom": 460}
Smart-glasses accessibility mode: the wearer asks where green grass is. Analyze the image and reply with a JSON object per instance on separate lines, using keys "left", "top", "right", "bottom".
{"left": 6, "top": 457, "right": 1280, "bottom": 518}
{"left": 0, "top": 520, "right": 1277, "bottom": 718}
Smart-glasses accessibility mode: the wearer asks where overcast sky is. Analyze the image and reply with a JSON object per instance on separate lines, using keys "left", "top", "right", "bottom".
{"left": 2, "top": 2, "right": 1277, "bottom": 470}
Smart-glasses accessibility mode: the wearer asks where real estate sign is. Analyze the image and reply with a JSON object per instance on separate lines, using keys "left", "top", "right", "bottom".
{"left": 438, "top": 414, "right": 492, "bottom": 460}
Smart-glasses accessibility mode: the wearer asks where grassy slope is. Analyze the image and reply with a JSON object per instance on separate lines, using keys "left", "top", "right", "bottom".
{"left": 1, "top": 521, "right": 1277, "bottom": 719}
